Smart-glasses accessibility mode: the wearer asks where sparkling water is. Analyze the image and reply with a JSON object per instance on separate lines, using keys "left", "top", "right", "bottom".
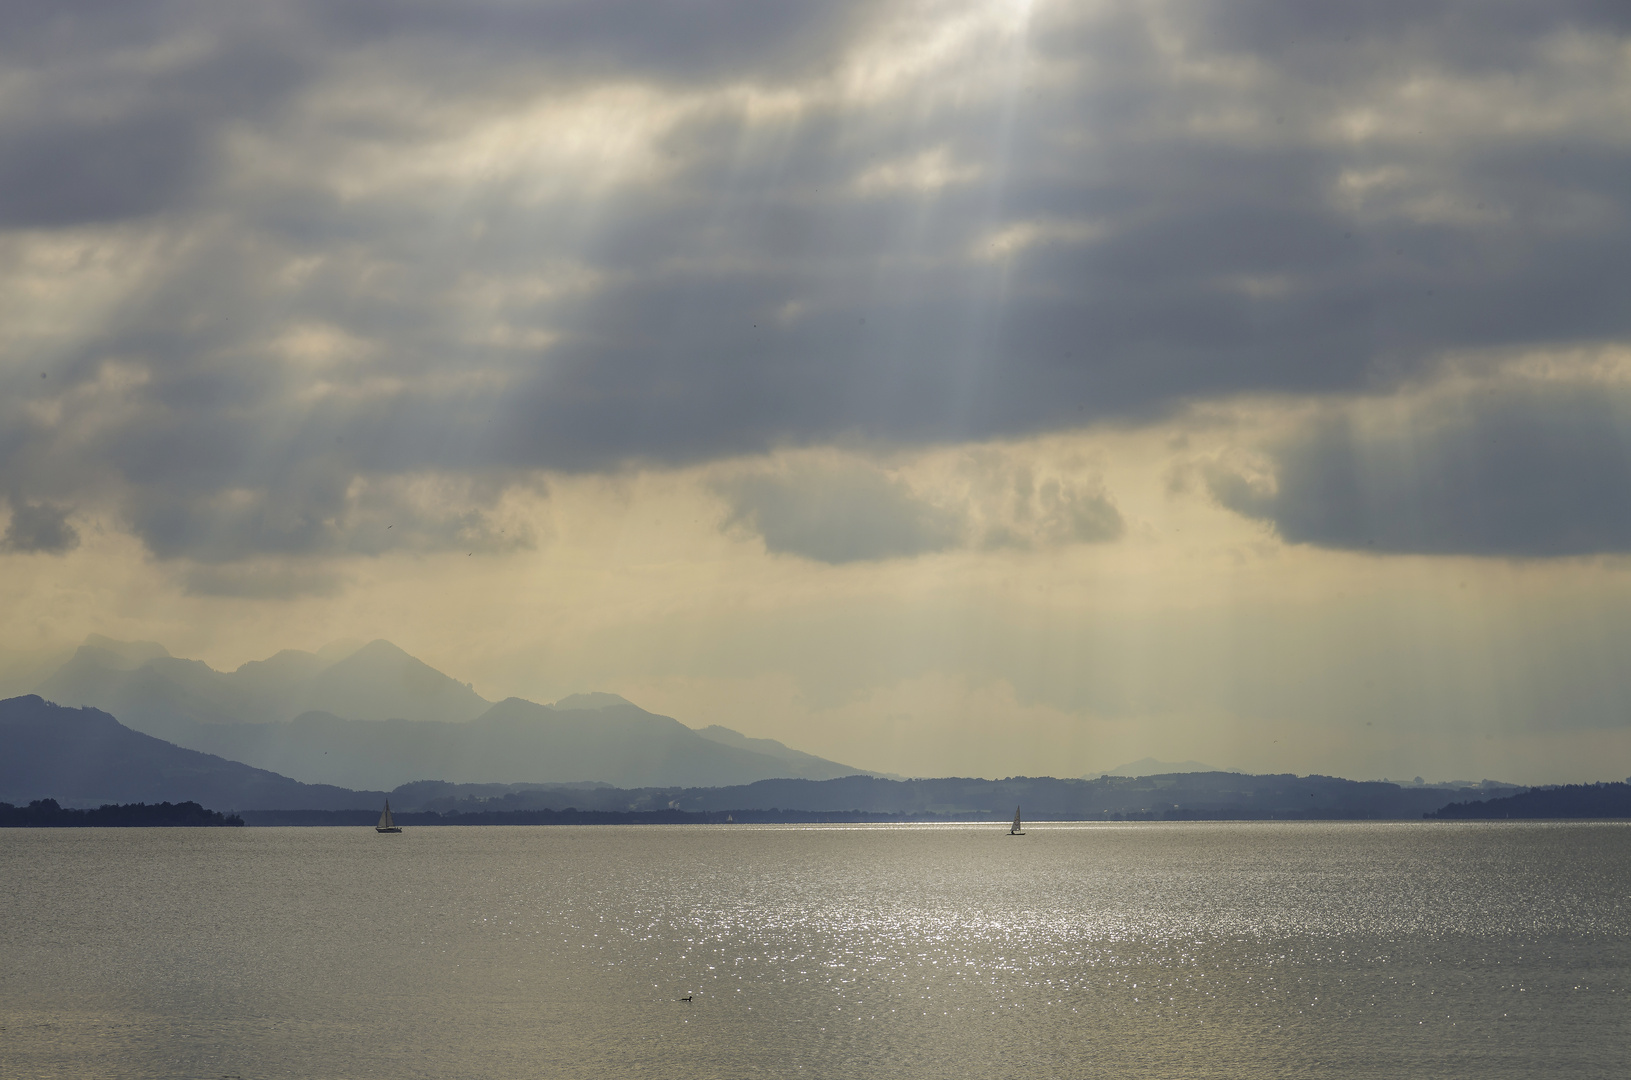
{"left": 3, "top": 821, "right": 1627, "bottom": 1078}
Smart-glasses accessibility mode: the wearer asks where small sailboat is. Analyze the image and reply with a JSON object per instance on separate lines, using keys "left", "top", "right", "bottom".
{"left": 1009, "top": 806, "right": 1025, "bottom": 836}
{"left": 376, "top": 800, "right": 402, "bottom": 833}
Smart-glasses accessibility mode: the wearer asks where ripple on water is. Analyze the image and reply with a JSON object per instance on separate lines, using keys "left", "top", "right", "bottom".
{"left": 1, "top": 821, "right": 1627, "bottom": 1079}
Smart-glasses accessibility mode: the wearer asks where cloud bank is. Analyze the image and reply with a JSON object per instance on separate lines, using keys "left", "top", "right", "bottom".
{"left": 1, "top": 500, "right": 79, "bottom": 554}
{"left": 1205, "top": 369, "right": 1631, "bottom": 557}
{"left": 3, "top": 1, "right": 1631, "bottom": 569}
{"left": 715, "top": 451, "right": 1123, "bottom": 563}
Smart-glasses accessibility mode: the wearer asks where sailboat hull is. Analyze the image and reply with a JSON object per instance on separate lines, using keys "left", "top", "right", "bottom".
{"left": 376, "top": 826, "right": 402, "bottom": 833}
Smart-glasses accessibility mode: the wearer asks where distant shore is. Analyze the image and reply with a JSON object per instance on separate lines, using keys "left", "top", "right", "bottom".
{"left": 1426, "top": 782, "right": 1631, "bottom": 819}
{"left": 9, "top": 782, "right": 1628, "bottom": 828}
{"left": 0, "top": 799, "right": 244, "bottom": 827}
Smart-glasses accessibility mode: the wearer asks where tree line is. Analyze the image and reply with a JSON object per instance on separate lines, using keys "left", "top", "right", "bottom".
{"left": 0, "top": 798, "right": 244, "bottom": 827}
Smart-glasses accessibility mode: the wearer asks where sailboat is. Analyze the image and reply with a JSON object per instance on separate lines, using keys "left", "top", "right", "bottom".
{"left": 1009, "top": 806, "right": 1025, "bottom": 836}
{"left": 376, "top": 800, "right": 402, "bottom": 833}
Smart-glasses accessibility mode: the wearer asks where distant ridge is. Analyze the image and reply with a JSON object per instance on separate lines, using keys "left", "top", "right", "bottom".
{"left": 1427, "top": 782, "right": 1631, "bottom": 819}
{"left": 0, "top": 695, "right": 382, "bottom": 811}
{"left": 691, "top": 724, "right": 889, "bottom": 776}
{"left": 33, "top": 639, "right": 875, "bottom": 789}
{"left": 129, "top": 698, "right": 871, "bottom": 790}
{"left": 2, "top": 695, "right": 1555, "bottom": 820}
{"left": 38, "top": 636, "right": 491, "bottom": 736}
{"left": 1095, "top": 757, "right": 1224, "bottom": 777}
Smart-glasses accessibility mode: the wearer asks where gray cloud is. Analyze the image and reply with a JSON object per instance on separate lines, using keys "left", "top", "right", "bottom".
{"left": 0, "top": 3, "right": 310, "bottom": 228}
{"left": 718, "top": 461, "right": 963, "bottom": 563}
{"left": 1, "top": 501, "right": 80, "bottom": 554}
{"left": 125, "top": 467, "right": 539, "bottom": 563}
{"left": 1205, "top": 377, "right": 1631, "bottom": 557}
{"left": 716, "top": 453, "right": 1124, "bottom": 562}
{"left": 0, "top": 114, "right": 205, "bottom": 228}
{"left": 958, "top": 452, "right": 1124, "bottom": 550}
{"left": 304, "top": 0, "right": 871, "bottom": 83}
{"left": 4, "top": 1, "right": 1631, "bottom": 564}
{"left": 985, "top": 480, "right": 1123, "bottom": 550}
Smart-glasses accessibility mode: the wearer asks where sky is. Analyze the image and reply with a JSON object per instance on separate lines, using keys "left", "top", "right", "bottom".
{"left": 5, "top": 0, "right": 1631, "bottom": 784}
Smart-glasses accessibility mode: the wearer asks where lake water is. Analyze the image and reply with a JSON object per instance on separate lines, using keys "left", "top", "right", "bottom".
{"left": 2, "top": 821, "right": 1627, "bottom": 1079}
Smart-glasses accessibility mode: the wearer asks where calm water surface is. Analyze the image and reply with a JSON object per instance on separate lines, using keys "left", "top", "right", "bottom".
{"left": 2, "top": 822, "right": 1627, "bottom": 1079}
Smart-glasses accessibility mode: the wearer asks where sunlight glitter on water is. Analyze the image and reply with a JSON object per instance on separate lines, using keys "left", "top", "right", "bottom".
{"left": 1, "top": 821, "right": 1627, "bottom": 1078}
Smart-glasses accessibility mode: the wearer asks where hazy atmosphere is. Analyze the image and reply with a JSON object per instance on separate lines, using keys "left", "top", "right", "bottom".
{"left": 7, "top": 0, "right": 1631, "bottom": 784}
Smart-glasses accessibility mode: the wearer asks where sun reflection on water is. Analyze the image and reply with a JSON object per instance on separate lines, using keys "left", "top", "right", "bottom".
{"left": 1, "top": 821, "right": 1626, "bottom": 1078}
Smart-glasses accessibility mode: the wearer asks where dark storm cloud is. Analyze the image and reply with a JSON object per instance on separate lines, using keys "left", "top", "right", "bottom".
{"left": 0, "top": 0, "right": 863, "bottom": 228}
{"left": 1, "top": 501, "right": 79, "bottom": 554}
{"left": 0, "top": 114, "right": 204, "bottom": 227}
{"left": 488, "top": 0, "right": 1631, "bottom": 462}
{"left": 0, "top": 0, "right": 863, "bottom": 81}
{"left": 304, "top": 0, "right": 869, "bottom": 83}
{"left": 1205, "top": 378, "right": 1631, "bottom": 557}
{"left": 0, "top": 2, "right": 311, "bottom": 227}
{"left": 1187, "top": 1, "right": 1631, "bottom": 67}
{"left": 3, "top": 0, "right": 1630, "bottom": 565}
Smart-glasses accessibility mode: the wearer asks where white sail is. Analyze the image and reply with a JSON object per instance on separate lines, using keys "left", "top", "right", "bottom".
{"left": 377, "top": 800, "right": 395, "bottom": 830}
{"left": 1010, "top": 806, "right": 1024, "bottom": 835}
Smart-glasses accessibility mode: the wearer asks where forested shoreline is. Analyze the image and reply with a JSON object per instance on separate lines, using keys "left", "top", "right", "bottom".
{"left": 0, "top": 799, "right": 244, "bottom": 827}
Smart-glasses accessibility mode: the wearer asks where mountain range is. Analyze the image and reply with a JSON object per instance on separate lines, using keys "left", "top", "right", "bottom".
{"left": 0, "top": 696, "right": 382, "bottom": 810}
{"left": 3, "top": 694, "right": 1529, "bottom": 821}
{"left": 33, "top": 636, "right": 871, "bottom": 789}
{"left": 10, "top": 635, "right": 1548, "bottom": 818}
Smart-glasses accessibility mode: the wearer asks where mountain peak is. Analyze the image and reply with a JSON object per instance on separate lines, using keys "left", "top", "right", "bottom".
{"left": 314, "top": 639, "right": 366, "bottom": 666}
{"left": 309, "top": 640, "right": 490, "bottom": 722}
{"left": 350, "top": 639, "right": 414, "bottom": 661}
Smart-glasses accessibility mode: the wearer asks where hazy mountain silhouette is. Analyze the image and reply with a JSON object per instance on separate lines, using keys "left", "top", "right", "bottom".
{"left": 156, "top": 697, "right": 868, "bottom": 790}
{"left": 557, "top": 692, "right": 872, "bottom": 777}
{"left": 1427, "top": 782, "right": 1631, "bottom": 819}
{"left": 33, "top": 639, "right": 871, "bottom": 789}
{"left": 1096, "top": 757, "right": 1224, "bottom": 777}
{"left": 1, "top": 693, "right": 1535, "bottom": 819}
{"left": 690, "top": 724, "right": 883, "bottom": 776}
{"left": 0, "top": 695, "right": 381, "bottom": 810}
{"left": 38, "top": 637, "right": 489, "bottom": 739}
{"left": 0, "top": 645, "right": 78, "bottom": 699}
